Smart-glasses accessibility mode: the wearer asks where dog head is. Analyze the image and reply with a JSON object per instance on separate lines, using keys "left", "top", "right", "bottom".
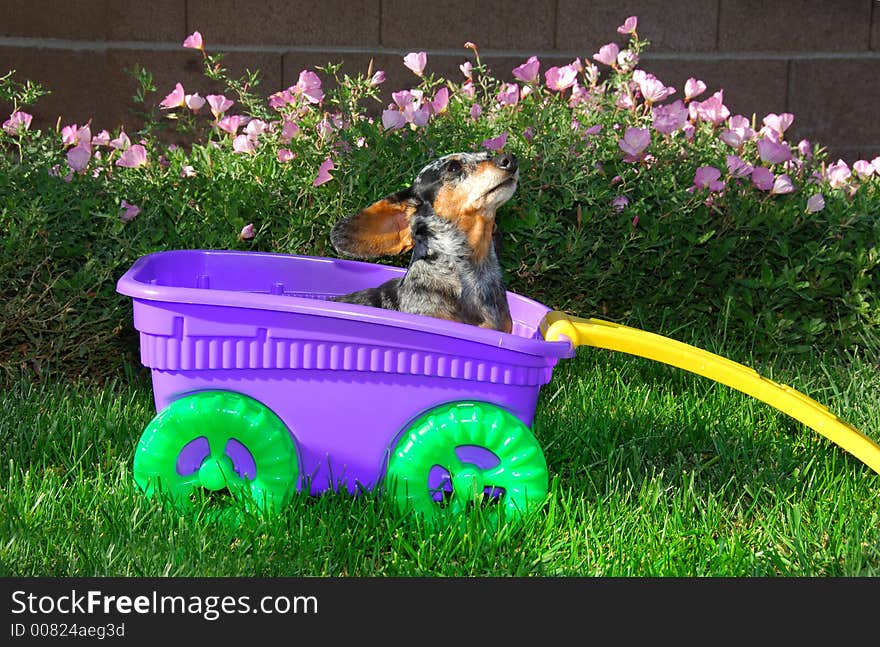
{"left": 330, "top": 151, "right": 519, "bottom": 261}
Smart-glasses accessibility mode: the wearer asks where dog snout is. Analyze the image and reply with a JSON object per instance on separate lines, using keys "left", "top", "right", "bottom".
{"left": 493, "top": 153, "right": 517, "bottom": 174}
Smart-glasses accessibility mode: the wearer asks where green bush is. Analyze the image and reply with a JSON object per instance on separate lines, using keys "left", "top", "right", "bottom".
{"left": 1, "top": 24, "right": 878, "bottom": 386}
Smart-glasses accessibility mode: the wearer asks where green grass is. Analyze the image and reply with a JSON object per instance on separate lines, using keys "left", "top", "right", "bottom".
{"left": 2, "top": 343, "right": 879, "bottom": 577}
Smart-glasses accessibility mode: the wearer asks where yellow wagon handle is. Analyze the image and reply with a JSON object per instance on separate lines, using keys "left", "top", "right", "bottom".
{"left": 541, "top": 311, "right": 880, "bottom": 476}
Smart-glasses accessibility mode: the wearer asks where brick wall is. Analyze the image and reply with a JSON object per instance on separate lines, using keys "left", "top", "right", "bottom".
{"left": 2, "top": 0, "right": 879, "bottom": 162}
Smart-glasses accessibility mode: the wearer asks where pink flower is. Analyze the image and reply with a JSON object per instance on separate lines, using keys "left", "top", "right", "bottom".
{"left": 313, "top": 158, "right": 335, "bottom": 186}
{"left": 470, "top": 103, "right": 483, "bottom": 120}
{"left": 370, "top": 70, "right": 386, "bottom": 86}
{"left": 2, "top": 110, "right": 33, "bottom": 135}
{"left": 497, "top": 82, "right": 520, "bottom": 106}
{"left": 719, "top": 115, "right": 755, "bottom": 148}
{"left": 762, "top": 113, "right": 794, "bottom": 137}
{"left": 66, "top": 144, "right": 91, "bottom": 172}
{"left": 160, "top": 82, "right": 186, "bottom": 109}
{"left": 459, "top": 61, "right": 473, "bottom": 79}
{"left": 207, "top": 94, "right": 233, "bottom": 119}
{"left": 633, "top": 70, "right": 675, "bottom": 103}
{"left": 403, "top": 51, "right": 427, "bottom": 76}
{"left": 232, "top": 134, "right": 255, "bottom": 154}
{"left": 872, "top": 157, "right": 880, "bottom": 172}
{"left": 482, "top": 132, "right": 508, "bottom": 151}
{"left": 616, "top": 50, "right": 639, "bottom": 72}
{"left": 280, "top": 120, "right": 299, "bottom": 143}
{"left": 239, "top": 223, "right": 255, "bottom": 240}
{"left": 726, "top": 155, "right": 753, "bottom": 178}
{"left": 382, "top": 109, "right": 406, "bottom": 131}
{"left": 545, "top": 65, "right": 578, "bottom": 91}
{"left": 295, "top": 70, "right": 324, "bottom": 104}
{"left": 652, "top": 100, "right": 688, "bottom": 135}
{"left": 513, "top": 56, "right": 540, "bottom": 83}
{"left": 110, "top": 130, "right": 130, "bottom": 150}
{"left": 826, "top": 159, "right": 851, "bottom": 188}
{"left": 797, "top": 139, "right": 813, "bottom": 160}
{"left": 120, "top": 199, "right": 141, "bottom": 222}
{"left": 618, "top": 127, "right": 650, "bottom": 160}
{"left": 757, "top": 138, "right": 792, "bottom": 165}
{"left": 770, "top": 174, "right": 794, "bottom": 195}
{"left": 805, "top": 193, "right": 825, "bottom": 213}
{"left": 245, "top": 119, "right": 268, "bottom": 138}
{"left": 91, "top": 129, "right": 111, "bottom": 146}
{"left": 692, "top": 91, "right": 730, "bottom": 125}
{"left": 431, "top": 87, "right": 449, "bottom": 114}
{"left": 612, "top": 195, "right": 629, "bottom": 211}
{"left": 852, "top": 160, "right": 876, "bottom": 179}
{"left": 182, "top": 31, "right": 204, "bottom": 50}
{"left": 277, "top": 148, "right": 295, "bottom": 163}
{"left": 692, "top": 166, "right": 725, "bottom": 192}
{"left": 751, "top": 166, "right": 775, "bottom": 191}
{"left": 61, "top": 124, "right": 79, "bottom": 146}
{"left": 522, "top": 126, "right": 534, "bottom": 142}
{"left": 684, "top": 78, "right": 707, "bottom": 102}
{"left": 593, "top": 43, "right": 619, "bottom": 66}
{"left": 181, "top": 165, "right": 196, "bottom": 178}
{"left": 461, "top": 80, "right": 475, "bottom": 99}
{"left": 185, "top": 93, "right": 205, "bottom": 112}
{"left": 218, "top": 115, "right": 242, "bottom": 135}
{"left": 617, "top": 15, "right": 638, "bottom": 34}
{"left": 116, "top": 144, "right": 148, "bottom": 168}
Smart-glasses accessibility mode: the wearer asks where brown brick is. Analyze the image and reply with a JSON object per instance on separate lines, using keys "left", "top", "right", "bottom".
{"left": 788, "top": 58, "right": 880, "bottom": 153}
{"left": 106, "top": 0, "right": 187, "bottom": 42}
{"left": 381, "top": 0, "right": 555, "bottom": 50}
{"left": 556, "top": 0, "right": 719, "bottom": 53}
{"left": 0, "top": 46, "right": 113, "bottom": 129}
{"left": 872, "top": 2, "right": 880, "bottom": 50}
{"left": 821, "top": 146, "right": 879, "bottom": 165}
{"left": 719, "top": 0, "right": 872, "bottom": 51}
{"left": 187, "top": 0, "right": 380, "bottom": 47}
{"left": 1, "top": 0, "right": 108, "bottom": 39}
{"left": 641, "top": 57, "right": 788, "bottom": 124}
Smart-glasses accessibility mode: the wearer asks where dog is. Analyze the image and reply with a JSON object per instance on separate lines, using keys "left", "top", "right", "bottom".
{"left": 329, "top": 151, "right": 518, "bottom": 333}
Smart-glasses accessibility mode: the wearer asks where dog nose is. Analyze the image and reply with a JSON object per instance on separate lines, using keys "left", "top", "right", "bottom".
{"left": 493, "top": 153, "right": 518, "bottom": 173}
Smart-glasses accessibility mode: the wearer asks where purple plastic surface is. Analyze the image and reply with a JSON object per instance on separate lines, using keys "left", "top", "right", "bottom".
{"left": 116, "top": 249, "right": 575, "bottom": 495}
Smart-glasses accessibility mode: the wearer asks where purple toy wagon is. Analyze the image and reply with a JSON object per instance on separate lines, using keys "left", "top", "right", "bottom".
{"left": 117, "top": 249, "right": 574, "bottom": 521}
{"left": 117, "top": 249, "right": 880, "bottom": 521}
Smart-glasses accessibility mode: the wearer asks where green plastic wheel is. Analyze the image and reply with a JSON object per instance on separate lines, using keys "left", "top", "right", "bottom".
{"left": 386, "top": 401, "right": 549, "bottom": 523}
{"left": 133, "top": 391, "right": 299, "bottom": 513}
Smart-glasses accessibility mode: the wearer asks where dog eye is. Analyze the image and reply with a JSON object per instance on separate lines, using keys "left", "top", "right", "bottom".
{"left": 446, "top": 160, "right": 463, "bottom": 174}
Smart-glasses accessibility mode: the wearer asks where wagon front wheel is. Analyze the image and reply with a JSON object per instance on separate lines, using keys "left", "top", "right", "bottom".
{"left": 385, "top": 401, "right": 549, "bottom": 523}
{"left": 133, "top": 391, "right": 299, "bottom": 514}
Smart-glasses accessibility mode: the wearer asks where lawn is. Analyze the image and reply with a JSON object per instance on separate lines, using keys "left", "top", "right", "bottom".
{"left": 3, "top": 341, "right": 878, "bottom": 577}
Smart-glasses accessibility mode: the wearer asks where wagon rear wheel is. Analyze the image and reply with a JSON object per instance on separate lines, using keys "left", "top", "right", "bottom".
{"left": 385, "top": 401, "right": 548, "bottom": 524}
{"left": 133, "top": 391, "right": 299, "bottom": 514}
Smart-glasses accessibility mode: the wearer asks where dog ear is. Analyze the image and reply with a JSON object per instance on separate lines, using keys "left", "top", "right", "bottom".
{"left": 330, "top": 190, "right": 419, "bottom": 258}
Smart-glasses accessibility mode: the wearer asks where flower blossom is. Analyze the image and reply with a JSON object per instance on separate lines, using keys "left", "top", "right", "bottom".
{"left": 3, "top": 110, "right": 33, "bottom": 135}
{"left": 805, "top": 193, "right": 825, "bottom": 213}
{"left": 690, "top": 91, "right": 730, "bottom": 125}
{"left": 692, "top": 166, "right": 725, "bottom": 192}
{"left": 852, "top": 160, "right": 876, "bottom": 179}
{"left": 91, "top": 130, "right": 111, "bottom": 146}
{"left": 618, "top": 127, "right": 650, "bottom": 161}
{"left": 616, "top": 50, "right": 639, "bottom": 72}
{"left": 497, "top": 82, "right": 520, "bottom": 106}
{"left": 612, "top": 195, "right": 629, "bottom": 212}
{"left": 719, "top": 115, "right": 755, "bottom": 148}
{"left": 207, "top": 94, "right": 233, "bottom": 120}
{"left": 726, "top": 155, "right": 753, "bottom": 178}
{"left": 459, "top": 61, "right": 473, "bottom": 79}
{"left": 295, "top": 70, "right": 324, "bottom": 104}
{"left": 751, "top": 166, "right": 775, "bottom": 191}
{"left": 313, "top": 158, "right": 335, "bottom": 186}
{"left": 761, "top": 113, "right": 794, "bottom": 138}
{"left": 66, "top": 144, "right": 91, "bottom": 172}
{"left": 239, "top": 223, "right": 255, "bottom": 240}
{"left": 110, "top": 130, "right": 130, "bottom": 150}
{"left": 369, "top": 70, "right": 385, "bottom": 86}
{"left": 431, "top": 87, "right": 449, "bottom": 114}
{"left": 633, "top": 70, "right": 675, "bottom": 103}
{"left": 545, "top": 65, "right": 578, "bottom": 91}
{"left": 482, "top": 132, "right": 508, "bottom": 151}
{"left": 403, "top": 51, "right": 427, "bottom": 76}
{"left": 617, "top": 15, "right": 638, "bottom": 35}
{"left": 277, "top": 148, "right": 295, "bottom": 163}
{"left": 652, "top": 100, "right": 688, "bottom": 135}
{"left": 160, "top": 83, "right": 186, "bottom": 109}
{"left": 116, "top": 144, "right": 148, "bottom": 168}
{"left": 757, "top": 138, "right": 792, "bottom": 165}
{"left": 185, "top": 93, "right": 205, "bottom": 112}
{"left": 120, "top": 199, "right": 141, "bottom": 222}
{"left": 593, "top": 43, "right": 619, "bottom": 66}
{"left": 232, "top": 134, "right": 255, "bottom": 154}
{"left": 684, "top": 78, "right": 706, "bottom": 102}
{"left": 512, "top": 56, "right": 540, "bottom": 83}
{"left": 182, "top": 31, "right": 204, "bottom": 50}
{"left": 218, "top": 115, "right": 242, "bottom": 135}
{"left": 826, "top": 160, "right": 851, "bottom": 188}
{"left": 770, "top": 174, "right": 795, "bottom": 195}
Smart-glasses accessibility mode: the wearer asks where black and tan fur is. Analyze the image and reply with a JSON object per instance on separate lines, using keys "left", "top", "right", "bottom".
{"left": 330, "top": 151, "right": 518, "bottom": 333}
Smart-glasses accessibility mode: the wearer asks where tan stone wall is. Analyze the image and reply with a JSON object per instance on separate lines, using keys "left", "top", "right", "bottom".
{"left": 2, "top": 0, "right": 879, "bottom": 161}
